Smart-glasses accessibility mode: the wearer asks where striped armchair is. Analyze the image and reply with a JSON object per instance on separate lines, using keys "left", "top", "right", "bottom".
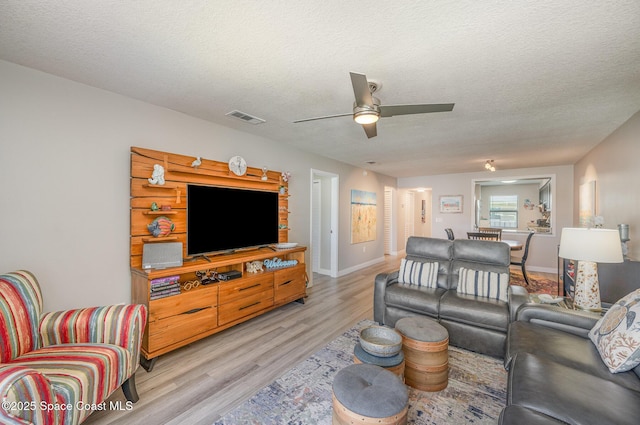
{"left": 0, "top": 271, "right": 147, "bottom": 425}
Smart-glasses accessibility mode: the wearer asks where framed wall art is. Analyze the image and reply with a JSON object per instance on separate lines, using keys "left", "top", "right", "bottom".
{"left": 439, "top": 195, "right": 463, "bottom": 213}
{"left": 579, "top": 180, "right": 596, "bottom": 227}
{"left": 350, "top": 189, "right": 377, "bottom": 243}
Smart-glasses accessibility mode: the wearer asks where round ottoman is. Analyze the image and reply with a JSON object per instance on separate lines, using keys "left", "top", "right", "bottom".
{"left": 353, "top": 342, "right": 405, "bottom": 378}
{"left": 332, "top": 364, "right": 408, "bottom": 425}
{"left": 395, "top": 317, "right": 449, "bottom": 392}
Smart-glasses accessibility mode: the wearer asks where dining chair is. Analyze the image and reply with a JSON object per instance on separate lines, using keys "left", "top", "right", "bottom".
{"left": 510, "top": 232, "right": 535, "bottom": 285}
{"left": 445, "top": 228, "right": 455, "bottom": 240}
{"left": 478, "top": 227, "right": 502, "bottom": 240}
{"left": 467, "top": 231, "right": 500, "bottom": 241}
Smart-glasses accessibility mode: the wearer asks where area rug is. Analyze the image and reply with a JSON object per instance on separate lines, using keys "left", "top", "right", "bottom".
{"left": 509, "top": 269, "right": 559, "bottom": 295}
{"left": 215, "top": 320, "right": 506, "bottom": 424}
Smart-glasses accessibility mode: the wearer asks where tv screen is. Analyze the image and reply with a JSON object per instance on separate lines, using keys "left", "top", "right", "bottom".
{"left": 187, "top": 185, "right": 279, "bottom": 256}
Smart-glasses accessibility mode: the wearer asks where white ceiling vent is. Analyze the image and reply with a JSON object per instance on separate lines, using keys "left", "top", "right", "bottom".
{"left": 225, "top": 110, "right": 266, "bottom": 125}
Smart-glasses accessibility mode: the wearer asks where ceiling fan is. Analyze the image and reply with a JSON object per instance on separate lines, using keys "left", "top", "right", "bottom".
{"left": 293, "top": 72, "right": 454, "bottom": 138}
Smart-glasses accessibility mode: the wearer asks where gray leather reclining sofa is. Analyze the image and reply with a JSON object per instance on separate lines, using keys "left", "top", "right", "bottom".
{"left": 376, "top": 237, "right": 640, "bottom": 424}
{"left": 500, "top": 260, "right": 640, "bottom": 425}
{"left": 374, "top": 236, "right": 529, "bottom": 358}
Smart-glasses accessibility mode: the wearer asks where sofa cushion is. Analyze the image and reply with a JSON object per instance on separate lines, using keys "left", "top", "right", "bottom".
{"left": 439, "top": 291, "right": 508, "bottom": 332}
{"left": 456, "top": 267, "right": 509, "bottom": 302}
{"left": 499, "top": 405, "right": 566, "bottom": 425}
{"left": 405, "top": 237, "right": 452, "bottom": 290}
{"left": 8, "top": 343, "right": 131, "bottom": 424}
{"left": 506, "top": 321, "right": 640, "bottom": 391}
{"left": 589, "top": 288, "right": 640, "bottom": 373}
{"left": 507, "top": 353, "right": 640, "bottom": 425}
{"left": 398, "top": 259, "right": 438, "bottom": 288}
{"left": 384, "top": 284, "right": 444, "bottom": 318}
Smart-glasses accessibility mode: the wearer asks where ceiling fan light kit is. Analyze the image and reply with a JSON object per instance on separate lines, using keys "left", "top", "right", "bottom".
{"left": 294, "top": 72, "right": 454, "bottom": 139}
{"left": 353, "top": 104, "right": 380, "bottom": 125}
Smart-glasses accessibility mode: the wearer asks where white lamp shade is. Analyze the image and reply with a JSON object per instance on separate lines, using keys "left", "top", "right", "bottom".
{"left": 558, "top": 228, "right": 624, "bottom": 263}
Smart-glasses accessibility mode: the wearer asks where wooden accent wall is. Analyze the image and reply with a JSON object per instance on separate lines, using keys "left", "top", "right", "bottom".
{"left": 130, "top": 147, "right": 288, "bottom": 269}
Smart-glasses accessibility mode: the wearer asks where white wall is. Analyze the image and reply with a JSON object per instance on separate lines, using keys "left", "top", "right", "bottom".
{"left": 0, "top": 60, "right": 396, "bottom": 311}
{"left": 574, "top": 110, "right": 640, "bottom": 260}
{"left": 399, "top": 165, "right": 574, "bottom": 273}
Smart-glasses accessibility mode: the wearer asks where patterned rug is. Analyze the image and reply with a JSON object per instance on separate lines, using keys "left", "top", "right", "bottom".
{"left": 510, "top": 269, "right": 559, "bottom": 295}
{"left": 215, "top": 320, "right": 507, "bottom": 424}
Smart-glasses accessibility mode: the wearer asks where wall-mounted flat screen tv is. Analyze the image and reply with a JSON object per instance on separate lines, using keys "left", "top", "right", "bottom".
{"left": 187, "top": 184, "right": 279, "bottom": 257}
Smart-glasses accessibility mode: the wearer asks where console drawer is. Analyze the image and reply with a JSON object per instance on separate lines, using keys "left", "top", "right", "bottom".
{"left": 219, "top": 273, "right": 273, "bottom": 304}
{"left": 147, "top": 304, "right": 217, "bottom": 352}
{"left": 218, "top": 288, "right": 274, "bottom": 326}
{"left": 274, "top": 264, "right": 306, "bottom": 303}
{"left": 149, "top": 284, "right": 218, "bottom": 322}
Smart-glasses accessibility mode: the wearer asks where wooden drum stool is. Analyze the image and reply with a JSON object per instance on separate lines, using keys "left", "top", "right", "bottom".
{"left": 353, "top": 342, "right": 405, "bottom": 378}
{"left": 332, "top": 364, "right": 408, "bottom": 425}
{"left": 395, "top": 317, "right": 449, "bottom": 392}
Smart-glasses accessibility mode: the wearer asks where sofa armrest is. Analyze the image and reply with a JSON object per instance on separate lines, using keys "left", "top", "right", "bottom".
{"left": 515, "top": 304, "right": 600, "bottom": 338}
{"left": 373, "top": 271, "right": 398, "bottom": 324}
{"left": 507, "top": 285, "right": 529, "bottom": 322}
{"left": 0, "top": 365, "right": 58, "bottom": 425}
{"left": 39, "top": 304, "right": 147, "bottom": 374}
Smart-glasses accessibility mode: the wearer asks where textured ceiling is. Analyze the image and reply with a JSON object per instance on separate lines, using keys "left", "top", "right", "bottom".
{"left": 1, "top": 1, "right": 639, "bottom": 178}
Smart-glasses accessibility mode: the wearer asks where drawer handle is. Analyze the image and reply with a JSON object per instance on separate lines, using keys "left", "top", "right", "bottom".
{"left": 239, "top": 301, "right": 261, "bottom": 311}
{"left": 280, "top": 279, "right": 293, "bottom": 286}
{"left": 239, "top": 283, "right": 261, "bottom": 291}
{"left": 180, "top": 306, "right": 211, "bottom": 315}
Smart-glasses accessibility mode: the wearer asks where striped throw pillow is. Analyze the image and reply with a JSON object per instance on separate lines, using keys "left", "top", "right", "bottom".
{"left": 457, "top": 268, "right": 509, "bottom": 302}
{"left": 398, "top": 259, "right": 439, "bottom": 288}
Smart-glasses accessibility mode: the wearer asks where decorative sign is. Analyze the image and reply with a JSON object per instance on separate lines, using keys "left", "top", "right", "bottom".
{"left": 263, "top": 257, "right": 298, "bottom": 269}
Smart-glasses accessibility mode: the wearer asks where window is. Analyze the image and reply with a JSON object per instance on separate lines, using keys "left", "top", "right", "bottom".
{"left": 489, "top": 195, "right": 518, "bottom": 228}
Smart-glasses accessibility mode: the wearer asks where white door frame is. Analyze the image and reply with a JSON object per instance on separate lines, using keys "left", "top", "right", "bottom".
{"left": 310, "top": 169, "right": 339, "bottom": 278}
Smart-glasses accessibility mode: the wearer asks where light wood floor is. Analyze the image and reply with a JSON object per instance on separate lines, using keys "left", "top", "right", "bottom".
{"left": 85, "top": 256, "right": 403, "bottom": 425}
{"left": 85, "top": 258, "right": 556, "bottom": 425}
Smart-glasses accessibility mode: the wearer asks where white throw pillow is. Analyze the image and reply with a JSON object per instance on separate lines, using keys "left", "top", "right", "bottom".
{"left": 398, "top": 259, "right": 438, "bottom": 288}
{"left": 589, "top": 288, "right": 640, "bottom": 373}
{"left": 456, "top": 267, "right": 509, "bottom": 302}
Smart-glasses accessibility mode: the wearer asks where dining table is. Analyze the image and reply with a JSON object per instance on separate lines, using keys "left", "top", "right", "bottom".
{"left": 502, "top": 239, "right": 523, "bottom": 251}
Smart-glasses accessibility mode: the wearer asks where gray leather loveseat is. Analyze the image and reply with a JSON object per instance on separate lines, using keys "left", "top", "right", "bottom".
{"left": 500, "top": 260, "right": 640, "bottom": 424}
{"left": 374, "top": 236, "right": 529, "bottom": 358}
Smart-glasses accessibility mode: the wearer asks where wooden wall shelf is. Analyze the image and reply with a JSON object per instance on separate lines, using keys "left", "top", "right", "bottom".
{"left": 143, "top": 211, "right": 177, "bottom": 215}
{"left": 141, "top": 236, "right": 179, "bottom": 243}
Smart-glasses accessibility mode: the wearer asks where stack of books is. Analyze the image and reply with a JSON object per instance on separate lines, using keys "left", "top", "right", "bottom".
{"left": 150, "top": 275, "right": 181, "bottom": 300}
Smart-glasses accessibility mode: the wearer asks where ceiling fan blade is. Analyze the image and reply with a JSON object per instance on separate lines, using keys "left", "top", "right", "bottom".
{"left": 362, "top": 122, "right": 377, "bottom": 138}
{"left": 350, "top": 72, "right": 374, "bottom": 107}
{"left": 379, "top": 103, "right": 454, "bottom": 117}
{"left": 293, "top": 112, "right": 353, "bottom": 123}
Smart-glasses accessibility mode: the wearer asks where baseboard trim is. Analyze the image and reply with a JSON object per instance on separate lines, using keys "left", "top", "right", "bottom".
{"left": 337, "top": 256, "right": 386, "bottom": 277}
{"left": 522, "top": 265, "right": 557, "bottom": 274}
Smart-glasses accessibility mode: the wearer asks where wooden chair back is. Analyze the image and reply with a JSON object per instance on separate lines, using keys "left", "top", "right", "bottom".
{"left": 478, "top": 227, "right": 503, "bottom": 240}
{"left": 467, "top": 232, "right": 500, "bottom": 241}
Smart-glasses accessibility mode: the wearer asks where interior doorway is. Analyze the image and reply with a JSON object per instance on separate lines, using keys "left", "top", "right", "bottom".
{"left": 404, "top": 191, "right": 415, "bottom": 243}
{"left": 310, "top": 169, "right": 339, "bottom": 278}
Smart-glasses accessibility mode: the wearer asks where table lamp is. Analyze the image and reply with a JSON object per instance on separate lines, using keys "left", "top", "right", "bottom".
{"left": 558, "top": 228, "right": 624, "bottom": 311}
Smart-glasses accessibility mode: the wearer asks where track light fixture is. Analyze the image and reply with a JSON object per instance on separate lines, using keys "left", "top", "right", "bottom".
{"left": 485, "top": 160, "right": 496, "bottom": 172}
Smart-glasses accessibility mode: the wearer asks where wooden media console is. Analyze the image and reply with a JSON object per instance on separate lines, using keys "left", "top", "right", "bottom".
{"left": 130, "top": 147, "right": 306, "bottom": 371}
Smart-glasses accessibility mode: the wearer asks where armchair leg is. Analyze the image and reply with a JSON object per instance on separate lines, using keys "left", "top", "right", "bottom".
{"left": 121, "top": 375, "right": 140, "bottom": 403}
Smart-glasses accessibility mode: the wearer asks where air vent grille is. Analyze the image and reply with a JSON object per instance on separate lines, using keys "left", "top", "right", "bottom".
{"left": 225, "top": 110, "right": 266, "bottom": 125}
